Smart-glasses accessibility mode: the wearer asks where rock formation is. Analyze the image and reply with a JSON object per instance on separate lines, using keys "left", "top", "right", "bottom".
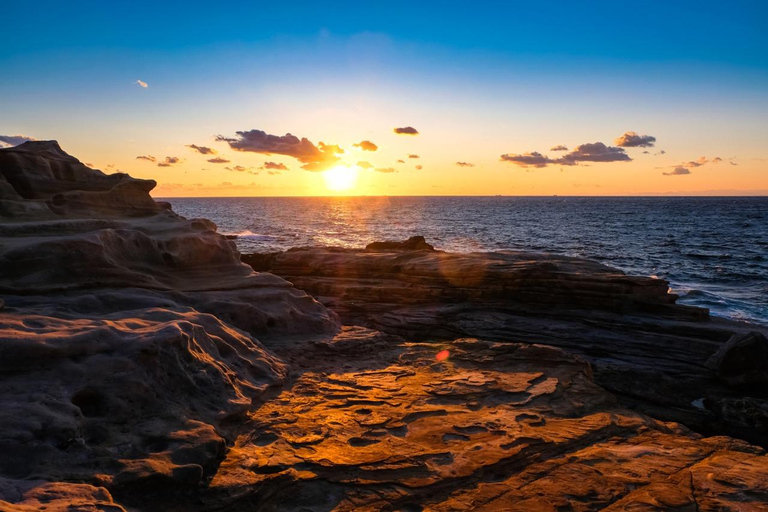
{"left": 0, "top": 141, "right": 338, "bottom": 509}
{"left": 2, "top": 143, "right": 768, "bottom": 510}
{"left": 243, "top": 241, "right": 768, "bottom": 448}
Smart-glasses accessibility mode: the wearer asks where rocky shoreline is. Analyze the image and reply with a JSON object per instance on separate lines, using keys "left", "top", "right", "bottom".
{"left": 1, "top": 142, "right": 767, "bottom": 510}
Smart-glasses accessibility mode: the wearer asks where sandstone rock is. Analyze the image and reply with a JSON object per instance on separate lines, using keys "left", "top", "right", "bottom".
{"left": 243, "top": 243, "right": 768, "bottom": 447}
{"left": 198, "top": 335, "right": 768, "bottom": 511}
{"left": 706, "top": 331, "right": 768, "bottom": 387}
{"left": 0, "top": 309, "right": 286, "bottom": 491}
{"left": 0, "top": 141, "right": 338, "bottom": 507}
{"left": 0, "top": 478, "right": 126, "bottom": 511}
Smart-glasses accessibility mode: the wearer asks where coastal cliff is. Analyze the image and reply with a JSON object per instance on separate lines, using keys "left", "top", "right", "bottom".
{"left": 1, "top": 142, "right": 767, "bottom": 510}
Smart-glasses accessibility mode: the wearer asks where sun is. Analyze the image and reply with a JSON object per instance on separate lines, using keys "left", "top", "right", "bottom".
{"left": 323, "top": 165, "right": 358, "bottom": 192}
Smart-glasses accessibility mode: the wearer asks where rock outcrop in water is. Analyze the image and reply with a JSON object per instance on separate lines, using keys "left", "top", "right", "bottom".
{"left": 243, "top": 240, "right": 768, "bottom": 448}
{"left": 2, "top": 143, "right": 768, "bottom": 510}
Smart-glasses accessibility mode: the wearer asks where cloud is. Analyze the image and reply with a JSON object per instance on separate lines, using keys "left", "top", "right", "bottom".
{"left": 356, "top": 161, "right": 373, "bottom": 169}
{"left": 730, "top": 161, "right": 739, "bottom": 166}
{"left": 224, "top": 165, "right": 257, "bottom": 173}
{"left": 550, "top": 145, "right": 568, "bottom": 151}
{"left": 136, "top": 155, "right": 157, "bottom": 162}
{"left": 559, "top": 142, "right": 631, "bottom": 165}
{"left": 397, "top": 159, "right": 405, "bottom": 163}
{"left": 0, "top": 134, "right": 36, "bottom": 147}
{"left": 207, "top": 157, "right": 230, "bottom": 164}
{"left": 501, "top": 142, "right": 631, "bottom": 168}
{"left": 642, "top": 151, "right": 650, "bottom": 154}
{"left": 393, "top": 126, "right": 419, "bottom": 135}
{"left": 217, "top": 129, "right": 342, "bottom": 172}
{"left": 663, "top": 167, "right": 691, "bottom": 176}
{"left": 375, "top": 167, "right": 397, "bottom": 173}
{"left": 135, "top": 80, "right": 148, "bottom": 88}
{"left": 353, "top": 140, "right": 378, "bottom": 151}
{"left": 415, "top": 165, "right": 423, "bottom": 170}
{"left": 500, "top": 151, "right": 555, "bottom": 168}
{"left": 262, "top": 161, "right": 288, "bottom": 171}
{"left": 186, "top": 144, "right": 217, "bottom": 155}
{"left": 614, "top": 131, "right": 656, "bottom": 148}
{"left": 408, "top": 154, "right": 420, "bottom": 159}
{"left": 267, "top": 170, "right": 281, "bottom": 175}
{"left": 455, "top": 162, "right": 475, "bottom": 167}
{"left": 157, "top": 156, "right": 182, "bottom": 167}
{"left": 712, "top": 157, "right": 723, "bottom": 163}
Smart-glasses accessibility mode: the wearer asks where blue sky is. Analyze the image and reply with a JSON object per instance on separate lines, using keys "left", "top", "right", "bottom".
{"left": 2, "top": 1, "right": 767, "bottom": 195}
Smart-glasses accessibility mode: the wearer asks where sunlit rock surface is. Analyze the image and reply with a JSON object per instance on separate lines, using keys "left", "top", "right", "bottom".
{"left": 244, "top": 242, "right": 768, "bottom": 447}
{"left": 201, "top": 332, "right": 768, "bottom": 511}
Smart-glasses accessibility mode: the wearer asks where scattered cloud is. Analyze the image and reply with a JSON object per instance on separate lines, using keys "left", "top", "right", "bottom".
{"left": 217, "top": 129, "right": 342, "bottom": 172}
{"left": 456, "top": 162, "right": 475, "bottom": 167}
{"left": 730, "top": 161, "right": 739, "bottom": 166}
{"left": 136, "top": 155, "right": 157, "bottom": 162}
{"left": 656, "top": 150, "right": 666, "bottom": 155}
{"left": 408, "top": 154, "right": 420, "bottom": 159}
{"left": 559, "top": 142, "right": 631, "bottom": 165}
{"left": 397, "top": 159, "right": 405, "bottom": 163}
{"left": 550, "top": 145, "right": 568, "bottom": 151}
{"left": 642, "top": 150, "right": 650, "bottom": 154}
{"left": 500, "top": 151, "right": 555, "bottom": 168}
{"left": 393, "top": 126, "right": 419, "bottom": 135}
{"left": 415, "top": 165, "right": 423, "bottom": 170}
{"left": 207, "top": 157, "right": 230, "bottom": 164}
{"left": 353, "top": 140, "right": 378, "bottom": 151}
{"left": 157, "top": 156, "right": 182, "bottom": 167}
{"left": 0, "top": 134, "right": 36, "bottom": 147}
{"left": 356, "top": 161, "right": 373, "bottom": 169}
{"left": 375, "top": 167, "right": 397, "bottom": 173}
{"left": 224, "top": 165, "right": 257, "bottom": 173}
{"left": 663, "top": 167, "right": 691, "bottom": 176}
{"left": 262, "top": 161, "right": 288, "bottom": 171}
{"left": 85, "top": 163, "right": 94, "bottom": 168}
{"left": 614, "top": 131, "right": 656, "bottom": 148}
{"left": 186, "top": 144, "right": 217, "bottom": 155}
{"left": 135, "top": 79, "right": 148, "bottom": 88}
{"left": 501, "top": 142, "right": 631, "bottom": 168}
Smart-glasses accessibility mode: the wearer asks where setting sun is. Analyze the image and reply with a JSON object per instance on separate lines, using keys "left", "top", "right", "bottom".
{"left": 323, "top": 165, "right": 357, "bottom": 192}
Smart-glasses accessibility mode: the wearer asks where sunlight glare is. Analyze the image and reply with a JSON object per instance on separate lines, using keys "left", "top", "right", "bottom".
{"left": 324, "top": 165, "right": 358, "bottom": 192}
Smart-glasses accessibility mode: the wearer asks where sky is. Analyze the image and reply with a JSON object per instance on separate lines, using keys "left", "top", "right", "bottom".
{"left": 1, "top": 0, "right": 767, "bottom": 196}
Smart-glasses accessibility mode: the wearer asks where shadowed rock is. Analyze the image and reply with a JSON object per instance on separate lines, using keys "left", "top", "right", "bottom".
{"left": 365, "top": 235, "right": 435, "bottom": 251}
{"left": 706, "top": 331, "right": 768, "bottom": 387}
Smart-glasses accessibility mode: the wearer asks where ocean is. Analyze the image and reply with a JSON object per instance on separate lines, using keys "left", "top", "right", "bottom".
{"left": 166, "top": 196, "right": 768, "bottom": 325}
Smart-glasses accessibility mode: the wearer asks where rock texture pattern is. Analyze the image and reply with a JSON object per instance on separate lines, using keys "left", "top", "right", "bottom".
{"left": 243, "top": 242, "right": 768, "bottom": 447}
{"left": 0, "top": 142, "right": 337, "bottom": 509}
{"left": 201, "top": 331, "right": 768, "bottom": 510}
